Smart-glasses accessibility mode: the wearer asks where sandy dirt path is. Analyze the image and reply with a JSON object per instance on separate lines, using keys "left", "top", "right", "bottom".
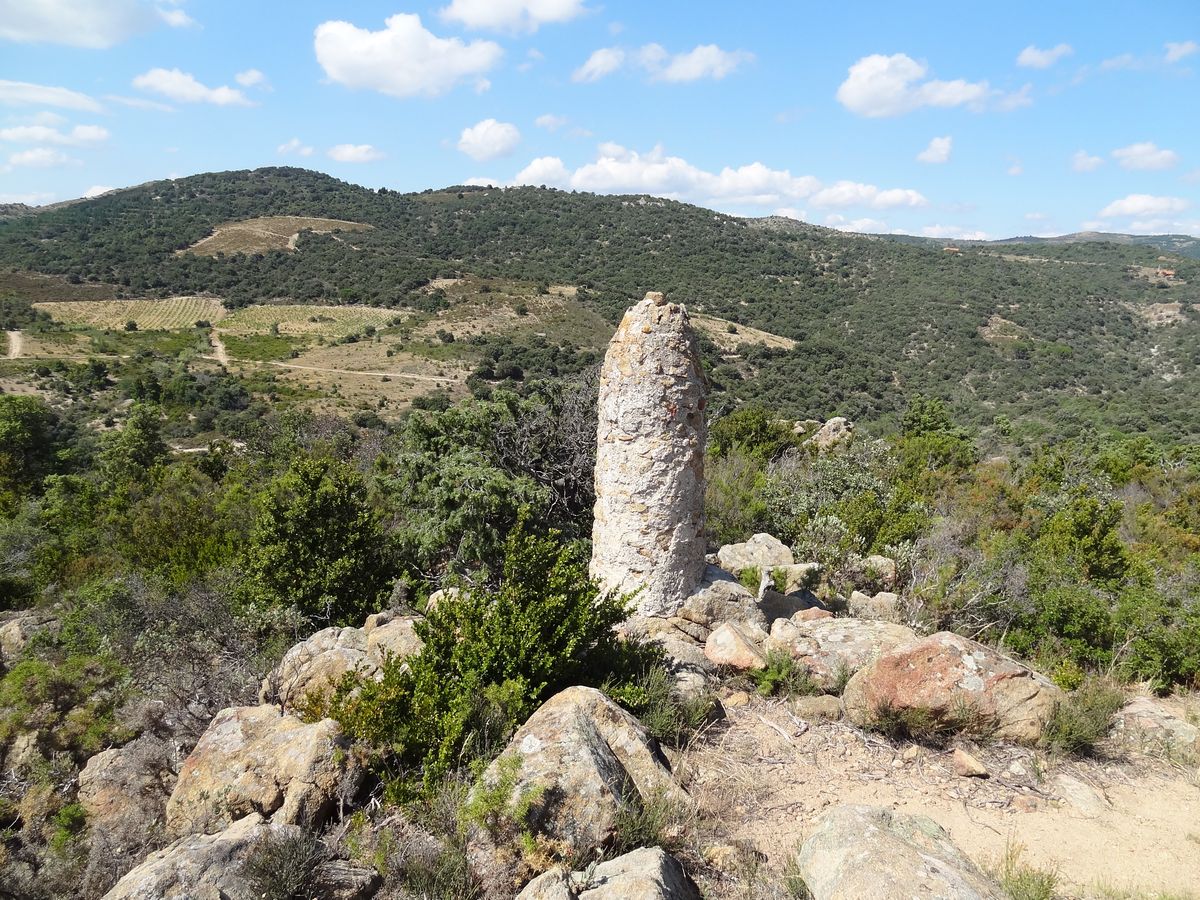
{"left": 679, "top": 694, "right": 1200, "bottom": 898}
{"left": 209, "top": 329, "right": 230, "bottom": 366}
{"left": 6, "top": 330, "right": 22, "bottom": 359}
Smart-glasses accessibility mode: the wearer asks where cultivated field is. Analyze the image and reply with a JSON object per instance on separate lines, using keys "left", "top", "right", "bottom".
{"left": 33, "top": 296, "right": 226, "bottom": 330}
{"left": 691, "top": 313, "right": 797, "bottom": 351}
{"left": 220, "top": 305, "right": 403, "bottom": 339}
{"left": 183, "top": 216, "right": 372, "bottom": 256}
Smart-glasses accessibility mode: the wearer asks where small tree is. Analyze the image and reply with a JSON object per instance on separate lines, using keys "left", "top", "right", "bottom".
{"left": 242, "top": 456, "right": 393, "bottom": 625}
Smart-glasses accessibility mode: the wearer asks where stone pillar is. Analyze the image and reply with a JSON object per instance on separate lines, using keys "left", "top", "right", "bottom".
{"left": 590, "top": 292, "right": 707, "bottom": 617}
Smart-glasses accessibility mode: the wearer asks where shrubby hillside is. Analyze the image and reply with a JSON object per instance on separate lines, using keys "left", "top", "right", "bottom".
{"left": 1, "top": 167, "right": 1197, "bottom": 441}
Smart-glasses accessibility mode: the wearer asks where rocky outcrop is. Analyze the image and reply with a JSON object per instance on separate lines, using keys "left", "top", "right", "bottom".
{"left": 79, "top": 734, "right": 176, "bottom": 840}
{"left": 804, "top": 417, "right": 854, "bottom": 451}
{"left": 103, "top": 812, "right": 287, "bottom": 899}
{"left": 0, "top": 611, "right": 57, "bottom": 660}
{"left": 468, "top": 687, "right": 688, "bottom": 895}
{"left": 842, "top": 632, "right": 1063, "bottom": 744}
{"left": 796, "top": 804, "right": 1003, "bottom": 899}
{"left": 1111, "top": 697, "right": 1199, "bottom": 759}
{"left": 517, "top": 847, "right": 701, "bottom": 899}
{"left": 590, "top": 293, "right": 707, "bottom": 618}
{"left": 165, "top": 705, "right": 360, "bottom": 837}
{"left": 716, "top": 533, "right": 793, "bottom": 576}
{"left": 704, "top": 622, "right": 769, "bottom": 670}
{"left": 260, "top": 612, "right": 424, "bottom": 712}
{"left": 768, "top": 617, "right": 917, "bottom": 692}
{"left": 847, "top": 590, "right": 900, "bottom": 622}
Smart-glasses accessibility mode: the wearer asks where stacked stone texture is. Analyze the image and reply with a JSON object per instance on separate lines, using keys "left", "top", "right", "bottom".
{"left": 590, "top": 292, "right": 707, "bottom": 617}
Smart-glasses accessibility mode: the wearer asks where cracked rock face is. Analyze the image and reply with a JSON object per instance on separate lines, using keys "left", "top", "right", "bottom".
{"left": 591, "top": 293, "right": 707, "bottom": 617}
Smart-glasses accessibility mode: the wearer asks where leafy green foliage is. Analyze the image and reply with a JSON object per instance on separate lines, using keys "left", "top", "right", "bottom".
{"left": 604, "top": 664, "right": 716, "bottom": 749}
{"left": 748, "top": 650, "right": 820, "bottom": 698}
{"left": 242, "top": 456, "right": 393, "bottom": 625}
{"left": 329, "top": 520, "right": 633, "bottom": 789}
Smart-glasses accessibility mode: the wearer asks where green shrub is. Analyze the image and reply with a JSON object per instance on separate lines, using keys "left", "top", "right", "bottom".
{"left": 749, "top": 650, "right": 819, "bottom": 699}
{"left": 610, "top": 788, "right": 694, "bottom": 857}
{"left": 738, "top": 566, "right": 762, "bottom": 593}
{"left": 604, "top": 664, "right": 716, "bottom": 749}
{"left": 329, "top": 519, "right": 634, "bottom": 790}
{"left": 866, "top": 697, "right": 992, "bottom": 745}
{"left": 1042, "top": 677, "right": 1125, "bottom": 756}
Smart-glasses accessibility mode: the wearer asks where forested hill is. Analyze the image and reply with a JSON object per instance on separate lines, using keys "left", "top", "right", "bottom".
{"left": 1, "top": 166, "right": 1198, "bottom": 440}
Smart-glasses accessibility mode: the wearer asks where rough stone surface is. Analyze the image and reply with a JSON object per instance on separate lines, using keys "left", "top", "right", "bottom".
{"left": 590, "top": 293, "right": 708, "bottom": 617}
{"left": 166, "top": 705, "right": 360, "bottom": 837}
{"left": 260, "top": 615, "right": 425, "bottom": 712}
{"left": 516, "top": 848, "right": 700, "bottom": 900}
{"left": 842, "top": 632, "right": 1063, "bottom": 744}
{"left": 579, "top": 847, "right": 701, "bottom": 899}
{"left": 469, "top": 687, "right": 687, "bottom": 895}
{"left": 804, "top": 417, "right": 854, "bottom": 451}
{"left": 774, "top": 563, "right": 820, "bottom": 594}
{"left": 797, "top": 804, "right": 1003, "bottom": 899}
{"left": 952, "top": 748, "right": 988, "bottom": 778}
{"left": 704, "top": 622, "right": 769, "bottom": 670}
{"left": 1111, "top": 697, "right": 1199, "bottom": 758}
{"left": 791, "top": 695, "right": 844, "bottom": 721}
{"left": 847, "top": 590, "right": 900, "bottom": 622}
{"left": 79, "top": 735, "right": 176, "bottom": 838}
{"left": 759, "top": 588, "right": 825, "bottom": 623}
{"left": 103, "top": 812, "right": 289, "bottom": 899}
{"left": 767, "top": 617, "right": 917, "bottom": 692}
{"left": 863, "top": 555, "right": 898, "bottom": 587}
{"left": 716, "top": 533, "right": 794, "bottom": 576}
{"left": 0, "top": 611, "right": 57, "bottom": 660}
{"left": 259, "top": 625, "right": 375, "bottom": 710}
{"left": 794, "top": 607, "right": 833, "bottom": 622}
{"left": 365, "top": 614, "right": 424, "bottom": 663}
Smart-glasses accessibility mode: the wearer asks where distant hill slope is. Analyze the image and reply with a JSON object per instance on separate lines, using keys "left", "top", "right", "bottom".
{"left": 880, "top": 229, "right": 1200, "bottom": 259}
{"left": 1, "top": 167, "right": 1197, "bottom": 440}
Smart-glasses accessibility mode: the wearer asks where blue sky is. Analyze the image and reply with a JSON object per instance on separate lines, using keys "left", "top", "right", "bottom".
{"left": 1, "top": 0, "right": 1197, "bottom": 239}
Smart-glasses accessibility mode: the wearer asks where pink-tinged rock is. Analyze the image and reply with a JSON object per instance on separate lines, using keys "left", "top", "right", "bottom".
{"left": 843, "top": 632, "right": 1063, "bottom": 744}
{"left": 768, "top": 617, "right": 916, "bottom": 692}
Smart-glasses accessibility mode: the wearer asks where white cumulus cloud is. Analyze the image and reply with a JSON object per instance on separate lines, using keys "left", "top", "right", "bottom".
{"left": 573, "top": 47, "right": 625, "bottom": 82}
{"left": 1112, "top": 141, "right": 1179, "bottom": 170}
{"left": 836, "top": 53, "right": 994, "bottom": 117}
{"left": 132, "top": 68, "right": 250, "bottom": 106}
{"left": 1072, "top": 150, "right": 1103, "bottom": 172}
{"left": 534, "top": 113, "right": 568, "bottom": 131}
{"left": 277, "top": 137, "right": 313, "bottom": 157}
{"left": 0, "top": 80, "right": 102, "bottom": 112}
{"left": 506, "top": 143, "right": 922, "bottom": 214}
{"left": 1016, "top": 43, "right": 1073, "bottom": 68}
{"left": 1165, "top": 40, "right": 1198, "bottom": 63}
{"left": 1099, "top": 194, "right": 1190, "bottom": 218}
{"left": 7, "top": 147, "right": 76, "bottom": 167}
{"left": 573, "top": 43, "right": 752, "bottom": 83}
{"left": 439, "top": 0, "right": 587, "bottom": 32}
{"left": 314, "top": 14, "right": 502, "bottom": 98}
{"left": 235, "top": 69, "right": 267, "bottom": 88}
{"left": 916, "top": 135, "right": 952, "bottom": 164}
{"left": 825, "top": 214, "right": 890, "bottom": 233}
{"left": 328, "top": 143, "right": 384, "bottom": 163}
{"left": 921, "top": 224, "right": 990, "bottom": 240}
{"left": 83, "top": 185, "right": 115, "bottom": 198}
{"left": 0, "top": 123, "right": 108, "bottom": 145}
{"left": 458, "top": 118, "right": 521, "bottom": 161}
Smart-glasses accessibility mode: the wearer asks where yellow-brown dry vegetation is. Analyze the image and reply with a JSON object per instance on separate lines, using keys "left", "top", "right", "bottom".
{"left": 691, "top": 313, "right": 796, "bottom": 351}
{"left": 219, "top": 305, "right": 403, "bottom": 339}
{"left": 181, "top": 216, "right": 372, "bottom": 256}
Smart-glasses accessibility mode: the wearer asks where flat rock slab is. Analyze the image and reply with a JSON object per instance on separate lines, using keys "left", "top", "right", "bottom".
{"left": 768, "top": 617, "right": 916, "bottom": 692}
{"left": 716, "top": 533, "right": 794, "bottom": 575}
{"left": 797, "top": 804, "right": 1003, "bottom": 900}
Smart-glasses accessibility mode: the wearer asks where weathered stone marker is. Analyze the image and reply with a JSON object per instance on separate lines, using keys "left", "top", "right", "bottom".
{"left": 590, "top": 292, "right": 707, "bottom": 617}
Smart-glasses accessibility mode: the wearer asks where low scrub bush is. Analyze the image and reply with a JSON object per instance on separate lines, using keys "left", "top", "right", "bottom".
{"left": 989, "top": 841, "right": 1059, "bottom": 900}
{"left": 749, "top": 650, "right": 820, "bottom": 699}
{"left": 329, "top": 519, "right": 636, "bottom": 792}
{"left": 867, "top": 697, "right": 994, "bottom": 746}
{"left": 605, "top": 664, "right": 717, "bottom": 749}
{"left": 241, "top": 829, "right": 328, "bottom": 900}
{"left": 1042, "top": 676, "right": 1125, "bottom": 756}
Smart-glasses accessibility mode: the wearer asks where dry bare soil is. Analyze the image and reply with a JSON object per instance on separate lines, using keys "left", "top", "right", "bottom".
{"left": 181, "top": 216, "right": 372, "bottom": 255}
{"left": 676, "top": 692, "right": 1200, "bottom": 899}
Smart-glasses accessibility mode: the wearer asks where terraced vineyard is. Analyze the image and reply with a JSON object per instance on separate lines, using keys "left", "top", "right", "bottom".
{"left": 33, "top": 296, "right": 226, "bottom": 330}
{"left": 220, "top": 304, "right": 402, "bottom": 338}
